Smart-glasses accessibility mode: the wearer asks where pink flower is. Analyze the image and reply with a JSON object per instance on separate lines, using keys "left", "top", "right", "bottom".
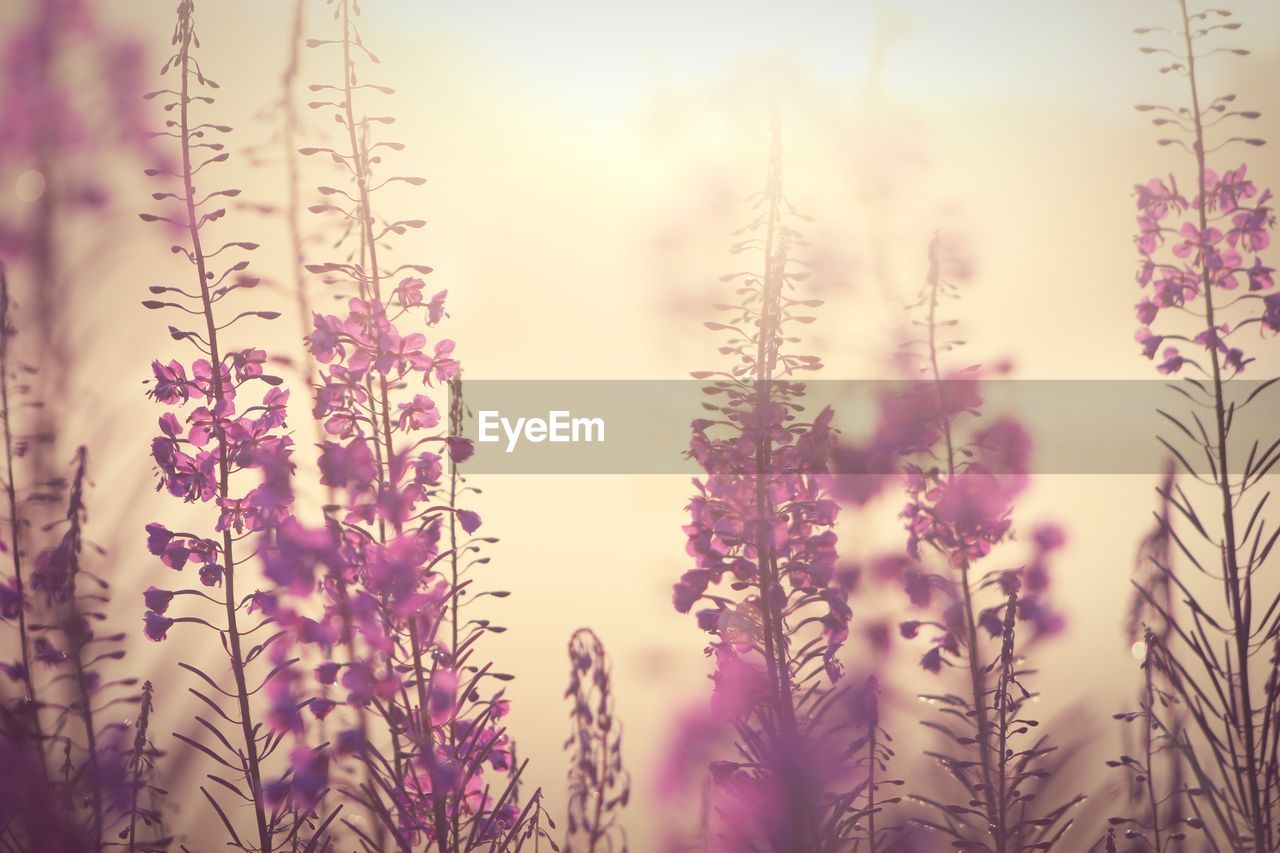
{"left": 1172, "top": 222, "right": 1223, "bottom": 266}
{"left": 318, "top": 439, "right": 377, "bottom": 491}
{"left": 1135, "top": 299, "right": 1158, "bottom": 325}
{"left": 231, "top": 347, "right": 267, "bottom": 381}
{"left": 426, "top": 289, "right": 448, "bottom": 324}
{"left": 1247, "top": 258, "right": 1275, "bottom": 291}
{"left": 150, "top": 359, "right": 191, "bottom": 403}
{"left": 1229, "top": 206, "right": 1272, "bottom": 253}
{"left": 0, "top": 580, "right": 21, "bottom": 619}
{"left": 1264, "top": 294, "right": 1280, "bottom": 332}
{"left": 308, "top": 313, "right": 347, "bottom": 363}
{"left": 394, "top": 276, "right": 426, "bottom": 308}
{"left": 396, "top": 394, "right": 440, "bottom": 431}
{"left": 428, "top": 669, "right": 458, "bottom": 726}
{"left": 1193, "top": 323, "right": 1229, "bottom": 353}
{"left": 1135, "top": 327, "right": 1163, "bottom": 360}
{"left": 1157, "top": 347, "right": 1188, "bottom": 375}
{"left": 446, "top": 436, "right": 474, "bottom": 463}
{"left": 145, "top": 522, "right": 174, "bottom": 556}
{"left": 1134, "top": 175, "right": 1184, "bottom": 220}
{"left": 424, "top": 340, "right": 460, "bottom": 384}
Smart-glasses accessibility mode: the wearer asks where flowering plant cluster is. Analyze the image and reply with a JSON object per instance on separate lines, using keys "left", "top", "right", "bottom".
{"left": 668, "top": 112, "right": 872, "bottom": 850}
{"left": 1107, "top": 4, "right": 1280, "bottom": 850}
{"left": 224, "top": 1, "right": 551, "bottom": 849}
{"left": 826, "top": 235, "right": 1079, "bottom": 852}
{"left": 1135, "top": 165, "right": 1276, "bottom": 373}
{"left": 137, "top": 2, "right": 299, "bottom": 848}
{"left": 3, "top": 1, "right": 1280, "bottom": 851}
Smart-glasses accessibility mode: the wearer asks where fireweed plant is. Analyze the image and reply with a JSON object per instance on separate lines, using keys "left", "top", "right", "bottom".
{"left": 843, "top": 235, "right": 1082, "bottom": 851}
{"left": 32, "top": 447, "right": 169, "bottom": 850}
{"left": 140, "top": 1, "right": 299, "bottom": 849}
{"left": 564, "top": 628, "right": 629, "bottom": 853}
{"left": 1, "top": 281, "right": 167, "bottom": 848}
{"left": 1123, "top": 1, "right": 1280, "bottom": 849}
{"left": 0, "top": 268, "right": 43, "bottom": 737}
{"left": 671, "top": 111, "right": 875, "bottom": 850}
{"left": 246, "top": 0, "right": 551, "bottom": 849}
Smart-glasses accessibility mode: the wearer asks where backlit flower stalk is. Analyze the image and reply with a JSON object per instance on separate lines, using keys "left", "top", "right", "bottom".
{"left": 883, "top": 236, "right": 1080, "bottom": 851}
{"left": 0, "top": 267, "right": 42, "bottom": 737}
{"left": 1128, "top": 2, "right": 1279, "bottom": 848}
{"left": 123, "top": 680, "right": 169, "bottom": 852}
{"left": 27, "top": 447, "right": 167, "bottom": 850}
{"left": 564, "top": 628, "right": 629, "bottom": 853}
{"left": 671, "top": 109, "right": 858, "bottom": 850}
{"left": 250, "top": 1, "right": 549, "bottom": 848}
{"left": 139, "top": 2, "right": 296, "bottom": 848}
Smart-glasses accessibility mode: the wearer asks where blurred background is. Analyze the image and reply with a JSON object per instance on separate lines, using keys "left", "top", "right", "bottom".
{"left": 1, "top": 0, "right": 1279, "bottom": 847}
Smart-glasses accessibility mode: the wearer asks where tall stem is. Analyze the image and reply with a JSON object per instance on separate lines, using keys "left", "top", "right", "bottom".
{"left": 925, "top": 243, "right": 1001, "bottom": 849}
{"left": 1143, "top": 641, "right": 1163, "bottom": 853}
{"left": 0, "top": 272, "right": 40, "bottom": 734}
{"left": 125, "top": 681, "right": 155, "bottom": 851}
{"left": 747, "top": 106, "right": 814, "bottom": 850}
{"left": 866, "top": 723, "right": 878, "bottom": 853}
{"left": 338, "top": 3, "right": 441, "bottom": 843}
{"left": 176, "top": 12, "right": 271, "bottom": 849}
{"left": 1177, "top": 2, "right": 1265, "bottom": 847}
{"left": 752, "top": 108, "right": 795, "bottom": 730}
{"left": 65, "top": 449, "right": 103, "bottom": 850}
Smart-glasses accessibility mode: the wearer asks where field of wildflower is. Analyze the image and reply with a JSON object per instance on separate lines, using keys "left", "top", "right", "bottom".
{"left": 0, "top": 0, "right": 1278, "bottom": 850}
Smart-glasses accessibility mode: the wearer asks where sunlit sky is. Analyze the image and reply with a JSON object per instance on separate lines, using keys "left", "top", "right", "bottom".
{"left": 410, "top": 0, "right": 1280, "bottom": 118}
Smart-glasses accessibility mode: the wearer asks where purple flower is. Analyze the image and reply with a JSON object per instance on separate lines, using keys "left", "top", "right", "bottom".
{"left": 446, "top": 436, "right": 474, "bottom": 463}
{"left": 145, "top": 522, "right": 174, "bottom": 556}
{"left": 308, "top": 313, "right": 346, "bottom": 363}
{"left": 1264, "top": 294, "right": 1280, "bottom": 333}
{"left": 424, "top": 340, "right": 460, "bottom": 384}
{"left": 230, "top": 347, "right": 266, "bottom": 381}
{"left": 1135, "top": 327, "right": 1163, "bottom": 360}
{"left": 394, "top": 276, "right": 425, "bottom": 308}
{"left": 396, "top": 394, "right": 440, "bottom": 431}
{"left": 143, "top": 611, "right": 174, "bottom": 642}
{"left": 318, "top": 439, "right": 377, "bottom": 491}
{"left": 143, "top": 587, "right": 174, "bottom": 614}
{"left": 33, "top": 638, "right": 66, "bottom": 666}
{"left": 426, "top": 289, "right": 449, "bottom": 324}
{"left": 150, "top": 359, "right": 190, "bottom": 403}
{"left": 315, "top": 661, "right": 340, "bottom": 685}
{"left": 1157, "top": 347, "right": 1187, "bottom": 375}
{"left": 0, "top": 579, "right": 22, "bottom": 619}
{"left": 696, "top": 608, "right": 721, "bottom": 633}
{"left": 310, "top": 698, "right": 336, "bottom": 719}
{"left": 199, "top": 562, "right": 223, "bottom": 587}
